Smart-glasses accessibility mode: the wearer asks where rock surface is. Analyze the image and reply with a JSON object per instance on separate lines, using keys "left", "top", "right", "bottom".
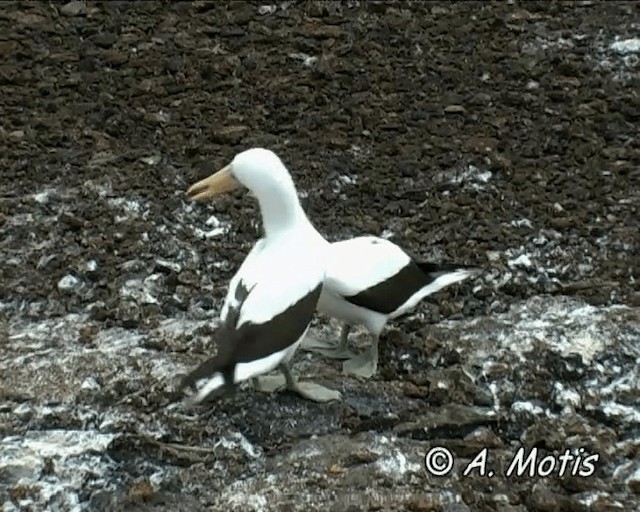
{"left": 1, "top": 2, "right": 638, "bottom": 511}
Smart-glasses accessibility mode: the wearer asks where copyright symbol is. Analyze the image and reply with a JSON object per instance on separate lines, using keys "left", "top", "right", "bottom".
{"left": 424, "top": 447, "right": 454, "bottom": 476}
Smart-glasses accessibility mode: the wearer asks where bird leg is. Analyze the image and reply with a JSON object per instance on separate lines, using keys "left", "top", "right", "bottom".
{"left": 252, "top": 364, "right": 341, "bottom": 402}
{"left": 280, "top": 363, "right": 342, "bottom": 403}
{"left": 342, "top": 333, "right": 379, "bottom": 379}
{"left": 301, "top": 324, "right": 357, "bottom": 359}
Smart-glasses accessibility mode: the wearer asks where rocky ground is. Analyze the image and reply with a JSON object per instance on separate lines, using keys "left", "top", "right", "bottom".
{"left": 1, "top": 1, "right": 639, "bottom": 511}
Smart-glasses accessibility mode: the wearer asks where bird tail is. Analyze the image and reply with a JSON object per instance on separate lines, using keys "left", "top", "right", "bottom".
{"left": 174, "top": 356, "right": 236, "bottom": 407}
{"left": 416, "top": 261, "right": 482, "bottom": 292}
{"left": 174, "top": 282, "right": 256, "bottom": 407}
{"left": 417, "top": 261, "right": 482, "bottom": 277}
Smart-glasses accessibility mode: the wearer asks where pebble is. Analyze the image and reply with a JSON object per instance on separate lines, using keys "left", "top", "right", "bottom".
{"left": 155, "top": 258, "right": 182, "bottom": 274}
{"left": 13, "top": 403, "right": 33, "bottom": 420}
{"left": 93, "top": 33, "right": 117, "bottom": 49}
{"left": 257, "top": 5, "right": 277, "bottom": 15}
{"left": 140, "top": 155, "right": 161, "bottom": 166}
{"left": 627, "top": 465, "right": 640, "bottom": 493}
{"left": 60, "top": 1, "right": 85, "bottom": 16}
{"left": 211, "top": 125, "right": 249, "bottom": 144}
{"left": 83, "top": 260, "right": 99, "bottom": 273}
{"left": 508, "top": 254, "right": 534, "bottom": 269}
{"left": 444, "top": 505, "right": 472, "bottom": 512}
{"left": 510, "top": 401, "right": 544, "bottom": 422}
{"left": 57, "top": 274, "right": 81, "bottom": 292}
{"left": 553, "top": 382, "right": 582, "bottom": 411}
{"left": 444, "top": 105, "right": 467, "bottom": 114}
{"left": 486, "top": 250, "right": 502, "bottom": 262}
{"left": 9, "top": 130, "right": 25, "bottom": 141}
{"left": 81, "top": 377, "right": 101, "bottom": 391}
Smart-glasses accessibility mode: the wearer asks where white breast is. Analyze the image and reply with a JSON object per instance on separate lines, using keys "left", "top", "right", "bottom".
{"left": 222, "top": 229, "right": 326, "bottom": 329}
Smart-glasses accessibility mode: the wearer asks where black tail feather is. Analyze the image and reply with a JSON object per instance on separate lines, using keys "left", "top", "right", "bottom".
{"left": 171, "top": 281, "right": 257, "bottom": 404}
{"left": 171, "top": 355, "right": 235, "bottom": 404}
{"left": 416, "top": 261, "right": 482, "bottom": 277}
{"left": 178, "top": 354, "right": 226, "bottom": 391}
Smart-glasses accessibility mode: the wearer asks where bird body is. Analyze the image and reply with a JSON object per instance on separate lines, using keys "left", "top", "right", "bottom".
{"left": 177, "top": 146, "right": 479, "bottom": 392}
{"left": 178, "top": 148, "right": 340, "bottom": 405}
{"left": 304, "top": 236, "right": 481, "bottom": 378}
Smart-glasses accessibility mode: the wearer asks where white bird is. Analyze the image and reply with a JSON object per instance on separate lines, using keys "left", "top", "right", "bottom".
{"left": 177, "top": 148, "right": 341, "bottom": 405}
{"left": 302, "top": 235, "right": 482, "bottom": 378}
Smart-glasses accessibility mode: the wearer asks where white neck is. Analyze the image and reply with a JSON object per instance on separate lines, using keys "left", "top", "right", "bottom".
{"left": 255, "top": 179, "right": 311, "bottom": 238}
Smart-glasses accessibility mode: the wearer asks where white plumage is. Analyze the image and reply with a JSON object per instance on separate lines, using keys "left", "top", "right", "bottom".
{"left": 304, "top": 235, "right": 481, "bottom": 378}
{"left": 177, "top": 146, "right": 480, "bottom": 396}
{"left": 222, "top": 239, "right": 318, "bottom": 327}
{"left": 178, "top": 148, "right": 341, "bottom": 405}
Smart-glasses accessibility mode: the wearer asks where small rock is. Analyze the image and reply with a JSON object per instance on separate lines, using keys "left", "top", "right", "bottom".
{"left": 126, "top": 478, "right": 155, "bottom": 504}
{"left": 93, "top": 32, "right": 117, "bottom": 49}
{"left": 328, "top": 464, "right": 344, "bottom": 474}
{"left": 211, "top": 125, "right": 249, "bottom": 145}
{"left": 155, "top": 258, "right": 182, "bottom": 274}
{"left": 195, "top": 296, "right": 214, "bottom": 310}
{"left": 508, "top": 254, "right": 533, "bottom": 269}
{"left": 137, "top": 79, "right": 155, "bottom": 93}
{"left": 37, "top": 254, "right": 57, "bottom": 270}
{"left": 529, "top": 482, "right": 583, "bottom": 512}
{"left": 552, "top": 382, "right": 581, "bottom": 411}
{"left": 83, "top": 260, "right": 99, "bottom": 273}
{"left": 509, "top": 8, "right": 534, "bottom": 21}
{"left": 140, "top": 155, "right": 161, "bottom": 166}
{"left": 409, "top": 373, "right": 430, "bottom": 387}
{"left": 33, "top": 190, "right": 53, "bottom": 204}
{"left": 586, "top": 495, "right": 623, "bottom": 512}
{"left": 165, "top": 56, "right": 183, "bottom": 74}
{"left": 79, "top": 325, "right": 97, "bottom": 344}
{"left": 177, "top": 271, "right": 199, "bottom": 286}
{"left": 13, "top": 403, "right": 33, "bottom": 420}
{"left": 298, "top": 24, "right": 343, "bottom": 39}
{"left": 258, "top": 5, "right": 277, "bottom": 15}
{"left": 627, "top": 465, "right": 640, "bottom": 493}
{"left": 403, "top": 382, "right": 429, "bottom": 398}
{"left": 344, "top": 450, "right": 378, "bottom": 466}
{"left": 59, "top": 212, "right": 85, "bottom": 231}
{"left": 510, "top": 401, "right": 544, "bottom": 422}
{"left": 444, "top": 105, "right": 466, "bottom": 114}
{"left": 145, "top": 111, "right": 171, "bottom": 124}
{"left": 428, "top": 377, "right": 452, "bottom": 404}
{"left": 550, "top": 217, "right": 574, "bottom": 229}
{"left": 88, "top": 302, "right": 109, "bottom": 322}
{"left": 444, "top": 504, "right": 471, "bottom": 512}
{"left": 8, "top": 130, "right": 25, "bottom": 141}
{"left": 486, "top": 250, "right": 501, "bottom": 262}
{"left": 58, "top": 274, "right": 80, "bottom": 292}
{"left": 81, "top": 377, "right": 101, "bottom": 391}
{"left": 206, "top": 215, "right": 223, "bottom": 227}
{"left": 610, "top": 38, "right": 640, "bottom": 55}
{"left": 405, "top": 495, "right": 440, "bottom": 512}
{"left": 464, "top": 426, "right": 503, "bottom": 448}
{"left": 102, "top": 49, "right": 128, "bottom": 66}
{"left": 60, "top": 0, "right": 85, "bottom": 16}
{"left": 464, "top": 136, "right": 499, "bottom": 154}
{"left": 0, "top": 460, "right": 42, "bottom": 485}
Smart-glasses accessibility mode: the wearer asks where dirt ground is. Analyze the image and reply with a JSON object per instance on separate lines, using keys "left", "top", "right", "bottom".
{"left": 1, "top": 1, "right": 639, "bottom": 511}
